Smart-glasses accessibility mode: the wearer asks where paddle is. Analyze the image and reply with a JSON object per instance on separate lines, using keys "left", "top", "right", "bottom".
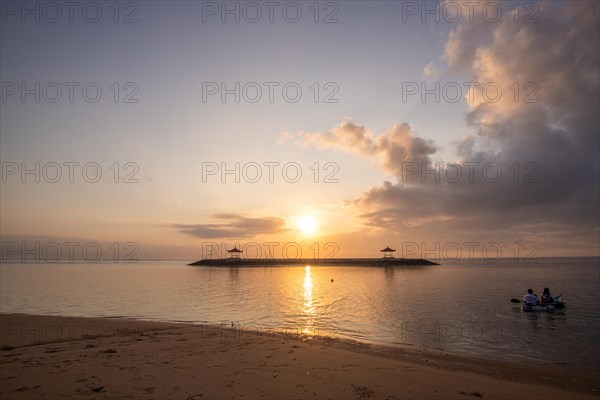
{"left": 510, "top": 299, "right": 522, "bottom": 303}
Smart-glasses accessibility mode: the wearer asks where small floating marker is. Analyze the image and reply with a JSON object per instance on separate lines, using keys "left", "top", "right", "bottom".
{"left": 331, "top": 279, "right": 334, "bottom": 282}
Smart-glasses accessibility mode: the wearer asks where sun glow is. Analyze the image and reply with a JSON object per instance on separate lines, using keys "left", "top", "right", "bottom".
{"left": 296, "top": 215, "right": 318, "bottom": 236}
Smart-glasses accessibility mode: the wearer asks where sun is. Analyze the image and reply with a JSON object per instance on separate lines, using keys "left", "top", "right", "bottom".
{"left": 296, "top": 215, "right": 319, "bottom": 236}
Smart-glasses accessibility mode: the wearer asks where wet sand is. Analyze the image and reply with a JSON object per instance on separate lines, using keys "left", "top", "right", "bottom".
{"left": 1, "top": 313, "right": 598, "bottom": 399}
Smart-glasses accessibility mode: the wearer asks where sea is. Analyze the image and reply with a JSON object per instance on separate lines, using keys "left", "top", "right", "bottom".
{"left": 1, "top": 257, "right": 598, "bottom": 371}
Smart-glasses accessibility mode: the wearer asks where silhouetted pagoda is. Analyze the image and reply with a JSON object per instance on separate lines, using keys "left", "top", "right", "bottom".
{"left": 380, "top": 246, "right": 396, "bottom": 258}
{"left": 226, "top": 246, "right": 243, "bottom": 259}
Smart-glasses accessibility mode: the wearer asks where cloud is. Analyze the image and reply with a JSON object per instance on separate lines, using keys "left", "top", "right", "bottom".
{"left": 293, "top": 121, "right": 437, "bottom": 178}
{"left": 173, "top": 214, "right": 287, "bottom": 239}
{"left": 423, "top": 62, "right": 441, "bottom": 79}
{"left": 291, "top": 1, "right": 599, "bottom": 254}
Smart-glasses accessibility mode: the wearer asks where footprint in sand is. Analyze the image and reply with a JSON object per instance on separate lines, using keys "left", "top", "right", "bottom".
{"left": 135, "top": 386, "right": 156, "bottom": 394}
{"left": 44, "top": 348, "right": 60, "bottom": 353}
{"left": 16, "top": 385, "right": 41, "bottom": 392}
{"left": 351, "top": 384, "right": 375, "bottom": 399}
{"left": 459, "top": 391, "right": 484, "bottom": 398}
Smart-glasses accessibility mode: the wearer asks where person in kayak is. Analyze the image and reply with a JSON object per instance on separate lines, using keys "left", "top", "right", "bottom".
{"left": 540, "top": 287, "right": 555, "bottom": 304}
{"left": 524, "top": 289, "right": 538, "bottom": 305}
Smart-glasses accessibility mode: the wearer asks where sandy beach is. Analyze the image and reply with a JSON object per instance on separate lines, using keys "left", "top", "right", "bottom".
{"left": 0, "top": 313, "right": 598, "bottom": 399}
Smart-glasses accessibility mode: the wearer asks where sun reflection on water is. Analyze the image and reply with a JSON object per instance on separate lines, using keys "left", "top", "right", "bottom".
{"left": 303, "top": 265, "right": 316, "bottom": 335}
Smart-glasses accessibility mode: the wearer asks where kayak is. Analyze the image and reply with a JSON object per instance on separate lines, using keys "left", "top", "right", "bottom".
{"left": 521, "top": 296, "right": 565, "bottom": 312}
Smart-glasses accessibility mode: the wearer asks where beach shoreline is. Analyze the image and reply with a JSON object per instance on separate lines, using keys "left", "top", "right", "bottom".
{"left": 1, "top": 313, "right": 598, "bottom": 399}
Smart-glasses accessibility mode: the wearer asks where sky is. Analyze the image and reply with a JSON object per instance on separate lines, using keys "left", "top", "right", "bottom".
{"left": 1, "top": 0, "right": 599, "bottom": 261}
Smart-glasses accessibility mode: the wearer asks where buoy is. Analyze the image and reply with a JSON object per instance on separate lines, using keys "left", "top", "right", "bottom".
{"left": 331, "top": 279, "right": 334, "bottom": 282}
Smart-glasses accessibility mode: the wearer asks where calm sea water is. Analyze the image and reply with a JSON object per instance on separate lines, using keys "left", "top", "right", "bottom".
{"left": 1, "top": 257, "right": 599, "bottom": 370}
